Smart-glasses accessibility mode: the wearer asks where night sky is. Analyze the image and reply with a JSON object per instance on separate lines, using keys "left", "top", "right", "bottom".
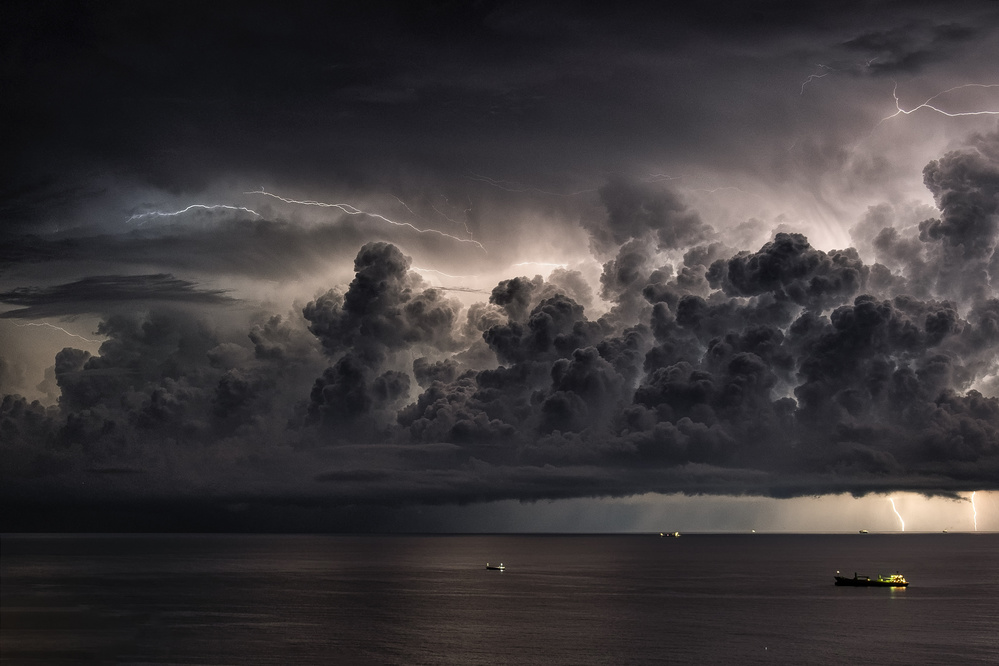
{"left": 2, "top": 1, "right": 998, "bottom": 532}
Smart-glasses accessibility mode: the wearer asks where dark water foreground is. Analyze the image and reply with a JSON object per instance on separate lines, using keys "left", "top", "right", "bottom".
{"left": 2, "top": 533, "right": 997, "bottom": 665}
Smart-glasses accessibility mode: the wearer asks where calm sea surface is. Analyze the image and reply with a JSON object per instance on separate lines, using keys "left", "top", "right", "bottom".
{"left": 2, "top": 533, "right": 997, "bottom": 665}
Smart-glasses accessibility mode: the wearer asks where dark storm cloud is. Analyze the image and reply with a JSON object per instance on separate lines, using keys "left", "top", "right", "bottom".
{"left": 587, "top": 180, "right": 716, "bottom": 256}
{"left": 708, "top": 233, "right": 868, "bottom": 311}
{"left": 2, "top": 2, "right": 999, "bottom": 530}
{"left": 920, "top": 144, "right": 999, "bottom": 259}
{"left": 0, "top": 215, "right": 469, "bottom": 283}
{"left": 0, "top": 274, "right": 233, "bottom": 318}
{"left": 848, "top": 126, "right": 999, "bottom": 304}
{"left": 6, "top": 164, "right": 999, "bottom": 529}
{"left": 4, "top": 0, "right": 990, "bottom": 217}
{"left": 302, "top": 241, "right": 465, "bottom": 361}
{"left": 842, "top": 20, "right": 980, "bottom": 74}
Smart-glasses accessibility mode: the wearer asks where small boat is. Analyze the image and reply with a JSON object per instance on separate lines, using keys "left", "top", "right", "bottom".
{"left": 834, "top": 571, "right": 908, "bottom": 587}
{"left": 859, "top": 529, "right": 869, "bottom": 534}
{"left": 660, "top": 531, "right": 681, "bottom": 538}
{"left": 486, "top": 563, "right": 505, "bottom": 571}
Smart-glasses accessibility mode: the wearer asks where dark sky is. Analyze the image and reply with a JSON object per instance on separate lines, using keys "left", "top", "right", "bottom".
{"left": 2, "top": 1, "right": 998, "bottom": 531}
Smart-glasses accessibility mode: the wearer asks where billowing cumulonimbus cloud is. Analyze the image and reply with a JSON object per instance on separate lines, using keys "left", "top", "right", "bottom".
{"left": 2, "top": 132, "right": 999, "bottom": 531}
{"left": 920, "top": 142, "right": 999, "bottom": 260}
{"left": 303, "top": 241, "right": 465, "bottom": 362}
{"left": 585, "top": 178, "right": 716, "bottom": 256}
{"left": 708, "top": 233, "right": 869, "bottom": 311}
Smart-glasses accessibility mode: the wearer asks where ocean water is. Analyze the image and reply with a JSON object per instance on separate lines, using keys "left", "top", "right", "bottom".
{"left": 2, "top": 534, "right": 997, "bottom": 665}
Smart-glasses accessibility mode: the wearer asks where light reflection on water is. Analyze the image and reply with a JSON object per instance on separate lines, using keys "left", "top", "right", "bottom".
{"left": 2, "top": 534, "right": 997, "bottom": 665}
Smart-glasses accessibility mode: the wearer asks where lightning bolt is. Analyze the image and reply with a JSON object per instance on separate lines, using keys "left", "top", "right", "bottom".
{"left": 127, "top": 204, "right": 260, "bottom": 224}
{"left": 876, "top": 82, "right": 999, "bottom": 128}
{"left": 971, "top": 491, "right": 978, "bottom": 532}
{"left": 391, "top": 195, "right": 422, "bottom": 218}
{"left": 888, "top": 497, "right": 905, "bottom": 532}
{"left": 799, "top": 59, "right": 878, "bottom": 95}
{"left": 14, "top": 322, "right": 102, "bottom": 344}
{"left": 247, "top": 189, "right": 485, "bottom": 251}
{"left": 800, "top": 64, "right": 834, "bottom": 95}
{"left": 392, "top": 195, "right": 476, "bottom": 239}
{"left": 431, "top": 201, "right": 475, "bottom": 239}
{"left": 430, "top": 204, "right": 460, "bottom": 226}
{"left": 412, "top": 267, "right": 479, "bottom": 279}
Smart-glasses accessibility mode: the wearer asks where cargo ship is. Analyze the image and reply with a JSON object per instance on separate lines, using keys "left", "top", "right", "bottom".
{"left": 834, "top": 571, "right": 908, "bottom": 587}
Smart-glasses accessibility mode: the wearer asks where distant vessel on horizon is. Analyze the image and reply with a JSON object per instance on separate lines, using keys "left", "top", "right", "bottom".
{"left": 834, "top": 571, "right": 908, "bottom": 587}
{"left": 486, "top": 563, "right": 505, "bottom": 571}
{"left": 660, "top": 531, "right": 681, "bottom": 538}
{"left": 859, "top": 529, "right": 869, "bottom": 534}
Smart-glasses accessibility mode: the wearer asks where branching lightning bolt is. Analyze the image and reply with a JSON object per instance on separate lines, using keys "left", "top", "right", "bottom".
{"left": 800, "top": 64, "right": 834, "bottom": 95}
{"left": 392, "top": 195, "right": 476, "bottom": 239}
{"left": 247, "top": 189, "right": 485, "bottom": 251}
{"left": 876, "top": 82, "right": 999, "bottom": 129}
{"left": 888, "top": 497, "right": 905, "bottom": 532}
{"left": 970, "top": 491, "right": 978, "bottom": 532}
{"left": 15, "top": 322, "right": 102, "bottom": 344}
{"left": 127, "top": 204, "right": 260, "bottom": 224}
{"left": 799, "top": 59, "right": 878, "bottom": 95}
{"left": 431, "top": 202, "right": 474, "bottom": 239}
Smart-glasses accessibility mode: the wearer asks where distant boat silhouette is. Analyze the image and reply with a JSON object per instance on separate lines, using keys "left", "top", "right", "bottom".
{"left": 486, "top": 563, "right": 505, "bottom": 571}
{"left": 859, "top": 529, "right": 869, "bottom": 534}
{"left": 660, "top": 531, "right": 681, "bottom": 538}
{"left": 835, "top": 571, "right": 908, "bottom": 587}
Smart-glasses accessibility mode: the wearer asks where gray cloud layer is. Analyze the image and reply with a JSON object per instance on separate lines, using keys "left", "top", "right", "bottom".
{"left": 5, "top": 129, "right": 999, "bottom": 529}
{"left": 1, "top": 2, "right": 997, "bottom": 530}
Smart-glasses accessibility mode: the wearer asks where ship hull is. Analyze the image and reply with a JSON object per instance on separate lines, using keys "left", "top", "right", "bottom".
{"left": 834, "top": 576, "right": 907, "bottom": 587}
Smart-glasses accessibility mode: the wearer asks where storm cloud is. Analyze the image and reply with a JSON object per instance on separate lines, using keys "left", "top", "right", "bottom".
{"left": 1, "top": 1, "right": 998, "bottom": 530}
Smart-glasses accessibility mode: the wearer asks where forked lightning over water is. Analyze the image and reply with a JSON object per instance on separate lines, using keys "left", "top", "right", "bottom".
{"left": 888, "top": 497, "right": 905, "bottom": 532}
{"left": 970, "top": 491, "right": 978, "bottom": 532}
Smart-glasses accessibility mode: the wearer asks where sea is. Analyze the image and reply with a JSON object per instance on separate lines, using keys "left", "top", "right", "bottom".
{"left": 2, "top": 533, "right": 997, "bottom": 665}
